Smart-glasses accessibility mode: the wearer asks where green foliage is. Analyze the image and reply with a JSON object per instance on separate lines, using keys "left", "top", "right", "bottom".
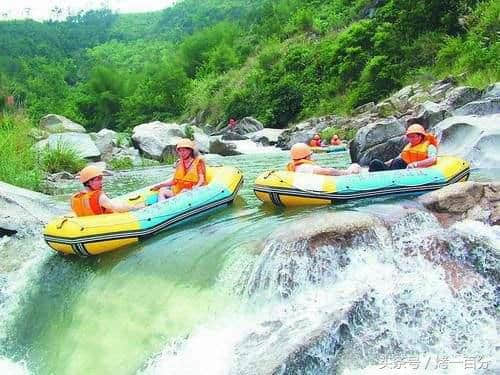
{"left": 184, "top": 125, "right": 195, "bottom": 140}
{"left": 40, "top": 142, "right": 86, "bottom": 174}
{"left": 0, "top": 112, "right": 42, "bottom": 190}
{"left": 435, "top": 0, "right": 500, "bottom": 86}
{"left": 320, "top": 126, "right": 356, "bottom": 142}
{"left": 108, "top": 157, "right": 133, "bottom": 170}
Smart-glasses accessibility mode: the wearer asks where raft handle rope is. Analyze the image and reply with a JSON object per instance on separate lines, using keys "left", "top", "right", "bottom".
{"left": 54, "top": 185, "right": 236, "bottom": 230}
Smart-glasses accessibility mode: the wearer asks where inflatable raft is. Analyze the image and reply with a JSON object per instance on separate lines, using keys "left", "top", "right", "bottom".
{"left": 310, "top": 145, "right": 347, "bottom": 153}
{"left": 44, "top": 166, "right": 243, "bottom": 255}
{"left": 253, "top": 156, "right": 469, "bottom": 207}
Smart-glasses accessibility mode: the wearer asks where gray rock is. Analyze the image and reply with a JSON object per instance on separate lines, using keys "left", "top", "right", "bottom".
{"left": 35, "top": 132, "right": 101, "bottom": 160}
{"left": 350, "top": 118, "right": 406, "bottom": 163}
{"left": 0, "top": 181, "right": 66, "bottom": 238}
{"left": 40, "top": 114, "right": 86, "bottom": 133}
{"left": 92, "top": 128, "right": 118, "bottom": 159}
{"left": 419, "top": 181, "right": 484, "bottom": 213}
{"left": 131, "top": 121, "right": 184, "bottom": 160}
{"left": 413, "top": 101, "right": 452, "bottom": 129}
{"left": 247, "top": 128, "right": 286, "bottom": 145}
{"left": 444, "top": 86, "right": 482, "bottom": 109}
{"left": 429, "top": 81, "right": 455, "bottom": 101}
{"left": 353, "top": 102, "right": 376, "bottom": 115}
{"left": 222, "top": 131, "right": 249, "bottom": 140}
{"left": 435, "top": 114, "right": 500, "bottom": 168}
{"left": 454, "top": 97, "right": 500, "bottom": 116}
{"left": 235, "top": 117, "right": 264, "bottom": 134}
{"left": 208, "top": 137, "right": 242, "bottom": 156}
{"left": 482, "top": 83, "right": 500, "bottom": 99}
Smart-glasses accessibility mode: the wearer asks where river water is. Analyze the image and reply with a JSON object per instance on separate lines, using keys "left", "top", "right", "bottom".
{"left": 0, "top": 151, "right": 498, "bottom": 374}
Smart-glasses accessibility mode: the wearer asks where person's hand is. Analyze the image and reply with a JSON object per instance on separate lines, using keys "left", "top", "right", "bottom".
{"left": 407, "top": 162, "right": 418, "bottom": 169}
{"left": 151, "top": 183, "right": 164, "bottom": 191}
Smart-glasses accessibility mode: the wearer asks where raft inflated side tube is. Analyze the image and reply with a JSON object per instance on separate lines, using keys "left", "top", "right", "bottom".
{"left": 44, "top": 166, "right": 243, "bottom": 255}
{"left": 310, "top": 145, "right": 347, "bottom": 153}
{"left": 253, "top": 156, "right": 469, "bottom": 207}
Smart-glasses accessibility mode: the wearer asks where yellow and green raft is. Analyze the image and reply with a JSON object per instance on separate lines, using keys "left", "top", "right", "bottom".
{"left": 254, "top": 156, "right": 470, "bottom": 207}
{"left": 44, "top": 166, "right": 243, "bottom": 256}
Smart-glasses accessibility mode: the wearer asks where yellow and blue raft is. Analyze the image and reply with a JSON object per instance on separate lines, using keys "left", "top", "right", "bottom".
{"left": 310, "top": 145, "right": 348, "bottom": 153}
{"left": 44, "top": 166, "right": 243, "bottom": 255}
{"left": 253, "top": 156, "right": 469, "bottom": 207}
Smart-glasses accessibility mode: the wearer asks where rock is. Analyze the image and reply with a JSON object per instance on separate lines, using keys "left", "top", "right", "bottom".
{"left": 46, "top": 171, "right": 74, "bottom": 182}
{"left": 221, "top": 131, "right": 249, "bottom": 141}
{"left": 110, "top": 147, "right": 142, "bottom": 166}
{"left": 208, "top": 137, "right": 241, "bottom": 156}
{"left": 418, "top": 181, "right": 484, "bottom": 214}
{"left": 131, "top": 121, "right": 184, "bottom": 160}
{"left": 413, "top": 101, "right": 452, "bottom": 129}
{"left": 34, "top": 132, "right": 101, "bottom": 160}
{"left": 353, "top": 102, "right": 376, "bottom": 115}
{"left": 40, "top": 114, "right": 86, "bottom": 133}
{"left": 191, "top": 126, "right": 211, "bottom": 153}
{"left": 0, "top": 181, "right": 66, "bottom": 238}
{"left": 454, "top": 97, "right": 500, "bottom": 116}
{"left": 482, "top": 83, "right": 500, "bottom": 99}
{"left": 28, "top": 128, "right": 49, "bottom": 141}
{"left": 359, "top": 0, "right": 388, "bottom": 18}
{"left": 429, "top": 81, "right": 455, "bottom": 101}
{"left": 91, "top": 128, "right": 118, "bottom": 159}
{"left": 350, "top": 117, "right": 406, "bottom": 164}
{"left": 247, "top": 128, "right": 286, "bottom": 145}
{"left": 234, "top": 117, "right": 264, "bottom": 134}
{"left": 435, "top": 114, "right": 500, "bottom": 168}
{"left": 444, "top": 86, "right": 482, "bottom": 109}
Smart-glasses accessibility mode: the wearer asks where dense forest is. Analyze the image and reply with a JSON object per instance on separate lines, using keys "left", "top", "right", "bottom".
{"left": 0, "top": 0, "right": 498, "bottom": 189}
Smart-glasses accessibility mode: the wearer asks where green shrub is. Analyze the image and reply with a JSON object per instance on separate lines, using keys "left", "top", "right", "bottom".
{"left": 320, "top": 126, "right": 356, "bottom": 142}
{"left": 109, "top": 157, "right": 133, "bottom": 170}
{"left": 40, "top": 142, "right": 86, "bottom": 174}
{"left": 0, "top": 112, "right": 42, "bottom": 190}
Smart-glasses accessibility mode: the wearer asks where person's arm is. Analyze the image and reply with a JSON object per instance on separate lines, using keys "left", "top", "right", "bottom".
{"left": 99, "top": 193, "right": 141, "bottom": 213}
{"left": 193, "top": 161, "right": 206, "bottom": 188}
{"left": 152, "top": 177, "right": 174, "bottom": 190}
{"left": 312, "top": 166, "right": 349, "bottom": 176}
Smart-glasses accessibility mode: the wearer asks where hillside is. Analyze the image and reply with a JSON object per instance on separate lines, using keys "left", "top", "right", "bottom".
{"left": 0, "top": 0, "right": 498, "bottom": 131}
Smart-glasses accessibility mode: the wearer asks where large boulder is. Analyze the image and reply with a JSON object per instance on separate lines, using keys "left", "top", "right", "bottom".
{"left": 350, "top": 118, "right": 406, "bottom": 165}
{"left": 131, "top": 121, "right": 184, "bottom": 160}
{"left": 0, "top": 181, "right": 66, "bottom": 238}
{"left": 443, "top": 86, "right": 482, "bottom": 109}
{"left": 90, "top": 128, "right": 118, "bottom": 159}
{"left": 413, "top": 101, "right": 452, "bottom": 129}
{"left": 435, "top": 114, "right": 500, "bottom": 168}
{"left": 482, "top": 83, "right": 500, "bottom": 99}
{"left": 208, "top": 137, "right": 241, "bottom": 156}
{"left": 419, "top": 181, "right": 500, "bottom": 226}
{"left": 232, "top": 116, "right": 264, "bottom": 135}
{"left": 453, "top": 97, "right": 500, "bottom": 116}
{"left": 35, "top": 132, "right": 101, "bottom": 160}
{"left": 247, "top": 128, "right": 286, "bottom": 146}
{"left": 40, "top": 114, "right": 86, "bottom": 134}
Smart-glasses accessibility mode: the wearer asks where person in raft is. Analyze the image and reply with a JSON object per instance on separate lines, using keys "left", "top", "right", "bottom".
{"left": 309, "top": 134, "right": 322, "bottom": 147}
{"left": 71, "top": 165, "right": 141, "bottom": 216}
{"left": 152, "top": 138, "right": 207, "bottom": 202}
{"left": 368, "top": 124, "right": 438, "bottom": 172}
{"left": 330, "top": 134, "right": 343, "bottom": 146}
{"left": 287, "top": 143, "right": 361, "bottom": 175}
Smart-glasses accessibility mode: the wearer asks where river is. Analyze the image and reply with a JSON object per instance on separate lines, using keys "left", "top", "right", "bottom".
{"left": 0, "top": 151, "right": 498, "bottom": 374}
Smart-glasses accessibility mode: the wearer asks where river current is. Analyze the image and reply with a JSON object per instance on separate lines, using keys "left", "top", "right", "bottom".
{"left": 0, "top": 151, "right": 498, "bottom": 374}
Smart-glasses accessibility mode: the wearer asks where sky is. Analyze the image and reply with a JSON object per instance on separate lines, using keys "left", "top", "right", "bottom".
{"left": 0, "top": 0, "right": 176, "bottom": 21}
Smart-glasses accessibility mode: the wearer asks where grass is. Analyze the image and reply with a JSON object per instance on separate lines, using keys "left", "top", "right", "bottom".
{"left": 0, "top": 111, "right": 43, "bottom": 190}
{"left": 39, "top": 142, "right": 87, "bottom": 174}
{"left": 109, "top": 156, "right": 134, "bottom": 170}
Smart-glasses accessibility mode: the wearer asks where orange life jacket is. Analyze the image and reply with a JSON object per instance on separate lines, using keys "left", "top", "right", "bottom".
{"left": 172, "top": 156, "right": 206, "bottom": 195}
{"left": 400, "top": 134, "right": 439, "bottom": 164}
{"left": 286, "top": 159, "right": 314, "bottom": 172}
{"left": 70, "top": 190, "right": 110, "bottom": 217}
